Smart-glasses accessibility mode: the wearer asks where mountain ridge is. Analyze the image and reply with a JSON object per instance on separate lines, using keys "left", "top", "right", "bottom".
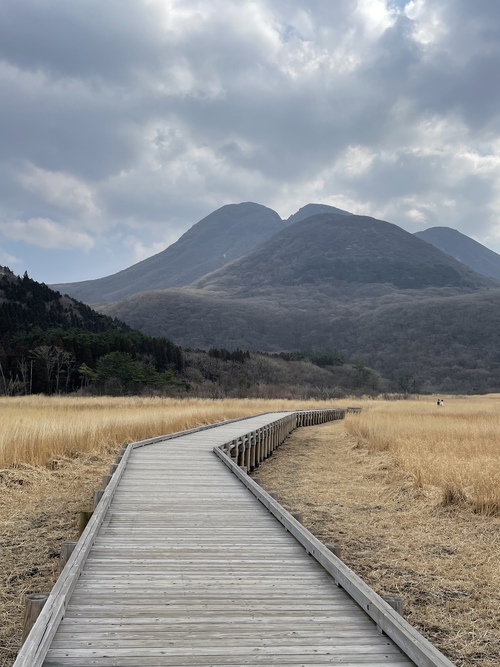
{"left": 98, "top": 213, "right": 500, "bottom": 392}
{"left": 52, "top": 202, "right": 285, "bottom": 303}
{"left": 415, "top": 226, "right": 500, "bottom": 280}
{"left": 194, "top": 213, "right": 495, "bottom": 294}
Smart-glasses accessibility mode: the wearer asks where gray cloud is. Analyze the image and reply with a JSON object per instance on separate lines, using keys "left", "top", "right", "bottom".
{"left": 1, "top": 0, "right": 500, "bottom": 283}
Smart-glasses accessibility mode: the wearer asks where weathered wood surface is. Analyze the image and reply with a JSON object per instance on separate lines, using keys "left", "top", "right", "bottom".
{"left": 14, "top": 410, "right": 454, "bottom": 667}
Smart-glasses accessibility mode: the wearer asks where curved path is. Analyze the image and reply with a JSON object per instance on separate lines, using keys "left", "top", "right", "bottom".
{"left": 15, "top": 411, "right": 455, "bottom": 667}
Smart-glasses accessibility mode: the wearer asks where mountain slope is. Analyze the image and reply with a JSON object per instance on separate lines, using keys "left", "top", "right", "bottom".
{"left": 0, "top": 266, "right": 128, "bottom": 336}
{"left": 195, "top": 214, "right": 495, "bottom": 294}
{"left": 0, "top": 267, "right": 385, "bottom": 398}
{"left": 99, "top": 213, "right": 500, "bottom": 392}
{"left": 52, "top": 202, "right": 285, "bottom": 303}
{"left": 0, "top": 267, "right": 185, "bottom": 395}
{"left": 100, "top": 283, "right": 500, "bottom": 393}
{"left": 285, "top": 203, "right": 351, "bottom": 225}
{"left": 415, "top": 226, "right": 500, "bottom": 280}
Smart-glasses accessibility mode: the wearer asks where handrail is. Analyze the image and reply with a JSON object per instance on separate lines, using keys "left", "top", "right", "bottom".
{"left": 13, "top": 438, "right": 136, "bottom": 667}
{"left": 214, "top": 408, "right": 457, "bottom": 667}
{"left": 13, "top": 411, "right": 296, "bottom": 667}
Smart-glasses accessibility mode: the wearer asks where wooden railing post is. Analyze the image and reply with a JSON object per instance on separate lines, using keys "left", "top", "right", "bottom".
{"left": 237, "top": 439, "right": 245, "bottom": 468}
{"left": 245, "top": 437, "right": 250, "bottom": 471}
{"left": 59, "top": 541, "right": 77, "bottom": 573}
{"left": 102, "top": 474, "right": 112, "bottom": 488}
{"left": 382, "top": 595, "right": 404, "bottom": 616}
{"left": 326, "top": 542, "right": 342, "bottom": 559}
{"left": 78, "top": 510, "right": 93, "bottom": 537}
{"left": 21, "top": 594, "right": 49, "bottom": 645}
{"left": 255, "top": 428, "right": 262, "bottom": 468}
{"left": 93, "top": 489, "right": 104, "bottom": 509}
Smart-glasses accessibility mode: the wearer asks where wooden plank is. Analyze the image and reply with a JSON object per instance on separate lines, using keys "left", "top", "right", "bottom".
{"left": 10, "top": 409, "right": 451, "bottom": 667}
{"left": 19, "top": 413, "right": 295, "bottom": 667}
{"left": 214, "top": 445, "right": 456, "bottom": 667}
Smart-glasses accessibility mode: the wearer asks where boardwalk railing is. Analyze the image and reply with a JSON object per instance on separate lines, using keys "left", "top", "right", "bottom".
{"left": 222, "top": 409, "right": 345, "bottom": 472}
{"left": 15, "top": 408, "right": 456, "bottom": 667}
{"left": 214, "top": 410, "right": 456, "bottom": 667}
{"left": 14, "top": 415, "right": 270, "bottom": 667}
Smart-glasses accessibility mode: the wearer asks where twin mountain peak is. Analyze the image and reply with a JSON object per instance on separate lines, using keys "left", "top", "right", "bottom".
{"left": 52, "top": 202, "right": 500, "bottom": 306}
{"left": 14, "top": 202, "right": 500, "bottom": 392}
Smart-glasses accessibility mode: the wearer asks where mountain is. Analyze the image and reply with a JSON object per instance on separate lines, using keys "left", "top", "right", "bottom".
{"left": 415, "top": 227, "right": 500, "bottom": 281}
{"left": 99, "top": 213, "right": 500, "bottom": 392}
{"left": 285, "top": 203, "right": 351, "bottom": 225}
{"left": 0, "top": 266, "right": 127, "bottom": 335}
{"left": 52, "top": 202, "right": 285, "bottom": 304}
{"left": 195, "top": 214, "right": 493, "bottom": 294}
{"left": 1, "top": 267, "right": 381, "bottom": 398}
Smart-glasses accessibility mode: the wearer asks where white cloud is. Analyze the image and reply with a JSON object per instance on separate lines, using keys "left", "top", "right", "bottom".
{"left": 1, "top": 0, "right": 500, "bottom": 282}
{"left": 404, "top": 0, "right": 448, "bottom": 47}
{"left": 356, "top": 0, "right": 397, "bottom": 37}
{"left": 0, "top": 247, "right": 22, "bottom": 266}
{"left": 124, "top": 235, "right": 169, "bottom": 263}
{"left": 18, "top": 164, "right": 100, "bottom": 219}
{"left": 0, "top": 218, "right": 95, "bottom": 251}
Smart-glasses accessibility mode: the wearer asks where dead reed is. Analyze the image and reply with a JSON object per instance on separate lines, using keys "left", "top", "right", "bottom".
{"left": 0, "top": 395, "right": 349, "bottom": 666}
{"left": 0, "top": 395, "right": 349, "bottom": 468}
{"left": 256, "top": 419, "right": 500, "bottom": 667}
{"left": 345, "top": 395, "right": 500, "bottom": 515}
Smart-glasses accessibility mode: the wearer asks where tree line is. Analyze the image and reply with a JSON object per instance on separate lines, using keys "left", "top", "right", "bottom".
{"left": 0, "top": 268, "right": 386, "bottom": 397}
{"left": 0, "top": 270, "right": 185, "bottom": 395}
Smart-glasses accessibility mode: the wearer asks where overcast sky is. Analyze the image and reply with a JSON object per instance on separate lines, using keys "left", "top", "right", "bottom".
{"left": 2, "top": 0, "right": 500, "bottom": 284}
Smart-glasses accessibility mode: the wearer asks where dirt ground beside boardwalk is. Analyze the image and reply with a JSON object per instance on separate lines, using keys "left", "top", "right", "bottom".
{"left": 2, "top": 416, "right": 499, "bottom": 667}
{"left": 254, "top": 420, "right": 500, "bottom": 667}
{"left": 0, "top": 452, "right": 114, "bottom": 667}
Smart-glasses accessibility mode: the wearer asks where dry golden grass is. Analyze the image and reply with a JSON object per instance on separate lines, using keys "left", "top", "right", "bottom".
{"left": 0, "top": 395, "right": 349, "bottom": 468}
{"left": 3, "top": 394, "right": 499, "bottom": 667}
{"left": 0, "top": 395, "right": 350, "bottom": 667}
{"left": 345, "top": 395, "right": 500, "bottom": 515}
{"left": 256, "top": 416, "right": 500, "bottom": 667}
{"left": 0, "top": 451, "right": 114, "bottom": 667}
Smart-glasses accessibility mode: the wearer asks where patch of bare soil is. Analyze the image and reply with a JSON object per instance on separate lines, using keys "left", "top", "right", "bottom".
{"left": 0, "top": 451, "right": 115, "bottom": 667}
{"left": 254, "top": 421, "right": 500, "bottom": 667}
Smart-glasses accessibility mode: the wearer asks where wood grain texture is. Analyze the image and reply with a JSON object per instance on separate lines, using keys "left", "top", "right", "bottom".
{"left": 14, "top": 410, "right": 450, "bottom": 667}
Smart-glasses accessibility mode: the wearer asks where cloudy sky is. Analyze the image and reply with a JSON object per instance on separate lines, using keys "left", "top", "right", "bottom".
{"left": 2, "top": 0, "right": 500, "bottom": 284}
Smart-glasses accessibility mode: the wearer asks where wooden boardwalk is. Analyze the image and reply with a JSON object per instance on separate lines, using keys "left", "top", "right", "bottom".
{"left": 16, "top": 411, "right": 456, "bottom": 667}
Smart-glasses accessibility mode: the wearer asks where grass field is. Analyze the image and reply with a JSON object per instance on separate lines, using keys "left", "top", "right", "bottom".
{"left": 345, "top": 395, "right": 500, "bottom": 514}
{"left": 255, "top": 394, "right": 500, "bottom": 666}
{"left": 0, "top": 395, "right": 349, "bottom": 468}
{"left": 1, "top": 394, "right": 499, "bottom": 666}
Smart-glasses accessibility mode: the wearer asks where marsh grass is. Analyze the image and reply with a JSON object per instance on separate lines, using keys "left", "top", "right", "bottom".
{"left": 256, "top": 419, "right": 500, "bottom": 667}
{"left": 0, "top": 395, "right": 349, "bottom": 468}
{"left": 0, "top": 395, "right": 353, "bottom": 666}
{"left": 345, "top": 395, "right": 500, "bottom": 514}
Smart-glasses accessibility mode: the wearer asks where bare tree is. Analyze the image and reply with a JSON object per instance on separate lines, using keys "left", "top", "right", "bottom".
{"left": 31, "top": 345, "right": 75, "bottom": 394}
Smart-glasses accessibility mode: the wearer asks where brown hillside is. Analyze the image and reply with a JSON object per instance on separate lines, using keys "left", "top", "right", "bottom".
{"left": 99, "top": 213, "right": 500, "bottom": 392}
{"left": 195, "top": 213, "right": 495, "bottom": 294}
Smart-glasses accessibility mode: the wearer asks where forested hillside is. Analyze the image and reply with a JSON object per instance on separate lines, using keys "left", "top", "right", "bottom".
{"left": 0, "top": 267, "right": 381, "bottom": 397}
{"left": 99, "top": 214, "right": 500, "bottom": 393}
{"left": 0, "top": 267, "right": 184, "bottom": 395}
